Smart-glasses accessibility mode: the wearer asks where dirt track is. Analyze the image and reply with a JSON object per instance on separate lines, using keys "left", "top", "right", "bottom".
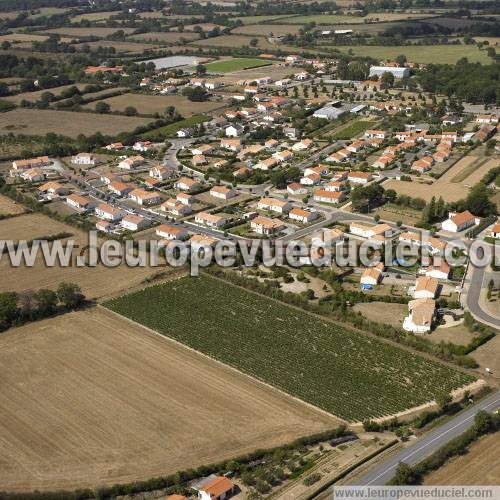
{"left": 0, "top": 307, "right": 339, "bottom": 493}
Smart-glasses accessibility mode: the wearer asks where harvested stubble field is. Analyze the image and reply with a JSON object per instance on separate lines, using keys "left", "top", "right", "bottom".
{"left": 127, "top": 31, "right": 199, "bottom": 43}
{"left": 283, "top": 12, "right": 438, "bottom": 24}
{"left": 0, "top": 33, "right": 50, "bottom": 43}
{"left": 384, "top": 155, "right": 498, "bottom": 203}
{"left": 0, "top": 109, "right": 153, "bottom": 138}
{"left": 0, "top": 213, "right": 162, "bottom": 300}
{"left": 214, "top": 64, "right": 293, "bottom": 84}
{"left": 0, "top": 307, "right": 337, "bottom": 492}
{"left": 73, "top": 40, "right": 161, "bottom": 53}
{"left": 3, "top": 83, "right": 88, "bottom": 105}
{"left": 190, "top": 34, "right": 277, "bottom": 50}
{"left": 42, "top": 26, "right": 136, "bottom": 37}
{"left": 105, "top": 275, "right": 474, "bottom": 422}
{"left": 424, "top": 432, "right": 500, "bottom": 485}
{"left": 232, "top": 24, "right": 303, "bottom": 36}
{"left": 70, "top": 10, "right": 120, "bottom": 22}
{"left": 0, "top": 195, "right": 25, "bottom": 216}
{"left": 84, "top": 93, "right": 225, "bottom": 117}
{"left": 0, "top": 212, "right": 72, "bottom": 241}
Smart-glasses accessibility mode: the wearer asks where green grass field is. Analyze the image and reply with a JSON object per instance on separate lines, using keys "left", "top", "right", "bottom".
{"left": 205, "top": 58, "right": 272, "bottom": 73}
{"left": 104, "top": 275, "right": 474, "bottom": 421}
{"left": 331, "top": 44, "right": 491, "bottom": 64}
{"left": 332, "top": 120, "right": 377, "bottom": 140}
{"left": 71, "top": 11, "right": 120, "bottom": 22}
{"left": 141, "top": 115, "right": 209, "bottom": 140}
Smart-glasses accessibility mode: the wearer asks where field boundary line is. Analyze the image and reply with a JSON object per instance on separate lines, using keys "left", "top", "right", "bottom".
{"left": 98, "top": 303, "right": 348, "bottom": 426}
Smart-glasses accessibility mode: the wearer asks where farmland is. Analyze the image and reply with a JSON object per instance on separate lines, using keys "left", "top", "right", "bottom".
{"left": 141, "top": 115, "right": 210, "bottom": 140}
{"left": 42, "top": 26, "right": 136, "bottom": 38}
{"left": 205, "top": 57, "right": 272, "bottom": 73}
{"left": 232, "top": 24, "right": 303, "bottom": 36}
{"left": 0, "top": 213, "right": 164, "bottom": 301}
{"left": 3, "top": 83, "right": 88, "bottom": 105}
{"left": 0, "top": 109, "right": 153, "bottom": 138}
{"left": 84, "top": 93, "right": 225, "bottom": 117}
{"left": 281, "top": 12, "right": 437, "bottom": 24}
{"left": 384, "top": 154, "right": 498, "bottom": 203}
{"left": 330, "top": 44, "right": 491, "bottom": 65}
{"left": 127, "top": 31, "right": 199, "bottom": 43}
{"left": 424, "top": 432, "right": 500, "bottom": 485}
{"left": 233, "top": 15, "right": 296, "bottom": 24}
{"left": 0, "top": 194, "right": 25, "bottom": 216}
{"left": 332, "top": 120, "right": 377, "bottom": 140}
{"left": 104, "top": 275, "right": 474, "bottom": 422}
{"left": 73, "top": 40, "right": 160, "bottom": 54}
{"left": 0, "top": 307, "right": 337, "bottom": 492}
{"left": 70, "top": 11, "right": 120, "bottom": 22}
{"left": 190, "top": 35, "right": 277, "bottom": 50}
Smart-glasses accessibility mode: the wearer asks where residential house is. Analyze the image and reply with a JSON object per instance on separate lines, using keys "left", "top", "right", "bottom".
{"left": 108, "top": 181, "right": 133, "bottom": 197}
{"left": 225, "top": 124, "right": 244, "bottom": 137}
{"left": 20, "top": 168, "right": 45, "bottom": 182}
{"left": 348, "top": 171, "right": 373, "bottom": 184}
{"left": 177, "top": 128, "right": 193, "bottom": 138}
{"left": 420, "top": 260, "right": 451, "bottom": 280}
{"left": 292, "top": 139, "right": 313, "bottom": 151}
{"left": 264, "top": 139, "right": 279, "bottom": 150}
{"left": 133, "top": 141, "right": 153, "bottom": 152}
{"left": 189, "top": 234, "right": 218, "bottom": 251}
{"left": 195, "top": 212, "right": 229, "bottom": 228}
{"left": 177, "top": 193, "right": 193, "bottom": 205}
{"left": 210, "top": 185, "right": 237, "bottom": 200}
{"left": 360, "top": 262, "right": 385, "bottom": 286}
{"left": 311, "top": 228, "right": 345, "bottom": 246}
{"left": 121, "top": 214, "right": 150, "bottom": 231}
{"left": 272, "top": 150, "right": 293, "bottom": 163}
{"left": 105, "top": 142, "right": 124, "bottom": 151}
{"left": 251, "top": 216, "right": 285, "bottom": 235}
{"left": 161, "top": 198, "right": 192, "bottom": 216}
{"left": 475, "top": 114, "right": 498, "bottom": 125}
{"left": 403, "top": 298, "right": 435, "bottom": 333}
{"left": 324, "top": 180, "right": 346, "bottom": 192}
{"left": 96, "top": 220, "right": 114, "bottom": 233}
{"left": 289, "top": 207, "right": 319, "bottom": 223}
{"left": 149, "top": 166, "right": 174, "bottom": 180}
{"left": 118, "top": 155, "right": 144, "bottom": 170}
{"left": 129, "top": 188, "right": 161, "bottom": 206}
{"left": 257, "top": 197, "right": 291, "bottom": 214}
{"left": 313, "top": 189, "right": 345, "bottom": 204}
{"left": 220, "top": 138, "right": 242, "bottom": 152}
{"left": 156, "top": 224, "right": 188, "bottom": 241}
{"left": 414, "top": 276, "right": 439, "bottom": 299}
{"left": 350, "top": 222, "right": 391, "bottom": 240}
{"left": 71, "top": 152, "right": 97, "bottom": 165}
{"left": 287, "top": 182, "right": 308, "bottom": 195}
{"left": 66, "top": 194, "right": 95, "bottom": 211}
{"left": 192, "top": 154, "right": 208, "bottom": 166}
{"left": 195, "top": 475, "right": 235, "bottom": 500}
{"left": 441, "top": 211, "right": 478, "bottom": 232}
{"left": 12, "top": 156, "right": 50, "bottom": 170}
{"left": 191, "top": 144, "right": 213, "bottom": 156}
{"left": 304, "top": 165, "right": 329, "bottom": 177}
{"left": 491, "top": 222, "right": 500, "bottom": 239}
{"left": 364, "top": 130, "right": 387, "bottom": 140}
{"left": 95, "top": 203, "right": 125, "bottom": 222}
{"left": 254, "top": 157, "right": 279, "bottom": 170}
{"left": 300, "top": 173, "right": 321, "bottom": 186}
{"left": 175, "top": 177, "right": 201, "bottom": 193}
{"left": 37, "top": 181, "right": 70, "bottom": 197}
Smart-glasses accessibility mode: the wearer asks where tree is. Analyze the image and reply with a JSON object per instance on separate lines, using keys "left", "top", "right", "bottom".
{"left": 124, "top": 106, "right": 137, "bottom": 116}
{"left": 0, "top": 292, "right": 17, "bottom": 328}
{"left": 0, "top": 82, "right": 9, "bottom": 96}
{"left": 389, "top": 462, "right": 419, "bottom": 485}
{"left": 35, "top": 289, "right": 58, "bottom": 317}
{"left": 182, "top": 86, "right": 208, "bottom": 102}
{"left": 396, "top": 54, "right": 407, "bottom": 67}
{"left": 464, "top": 183, "right": 496, "bottom": 216}
{"left": 95, "top": 102, "right": 110, "bottom": 114}
{"left": 385, "top": 188, "right": 397, "bottom": 203}
{"left": 57, "top": 283, "right": 84, "bottom": 309}
{"left": 195, "top": 64, "right": 206, "bottom": 75}
{"left": 436, "top": 392, "right": 452, "bottom": 411}
{"left": 249, "top": 37, "right": 258, "bottom": 47}
{"left": 381, "top": 71, "right": 395, "bottom": 88}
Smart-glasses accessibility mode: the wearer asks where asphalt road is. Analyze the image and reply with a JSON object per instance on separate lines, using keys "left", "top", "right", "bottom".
{"left": 349, "top": 390, "right": 500, "bottom": 486}
{"left": 464, "top": 263, "right": 500, "bottom": 328}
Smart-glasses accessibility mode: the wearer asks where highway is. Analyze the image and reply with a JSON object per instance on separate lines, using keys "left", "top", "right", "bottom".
{"left": 349, "top": 390, "right": 500, "bottom": 486}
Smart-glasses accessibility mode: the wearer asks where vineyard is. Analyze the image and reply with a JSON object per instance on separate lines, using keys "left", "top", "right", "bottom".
{"left": 104, "top": 276, "right": 474, "bottom": 421}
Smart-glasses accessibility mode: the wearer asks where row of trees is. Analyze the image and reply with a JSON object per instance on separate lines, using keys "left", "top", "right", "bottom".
{"left": 0, "top": 283, "right": 85, "bottom": 331}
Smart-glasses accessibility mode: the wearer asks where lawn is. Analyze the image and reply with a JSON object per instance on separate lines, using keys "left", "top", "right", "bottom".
{"left": 104, "top": 275, "right": 474, "bottom": 422}
{"left": 330, "top": 44, "right": 491, "bottom": 64}
{"left": 332, "top": 120, "right": 377, "bottom": 140}
{"left": 205, "top": 58, "right": 272, "bottom": 73}
{"left": 141, "top": 115, "right": 210, "bottom": 140}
